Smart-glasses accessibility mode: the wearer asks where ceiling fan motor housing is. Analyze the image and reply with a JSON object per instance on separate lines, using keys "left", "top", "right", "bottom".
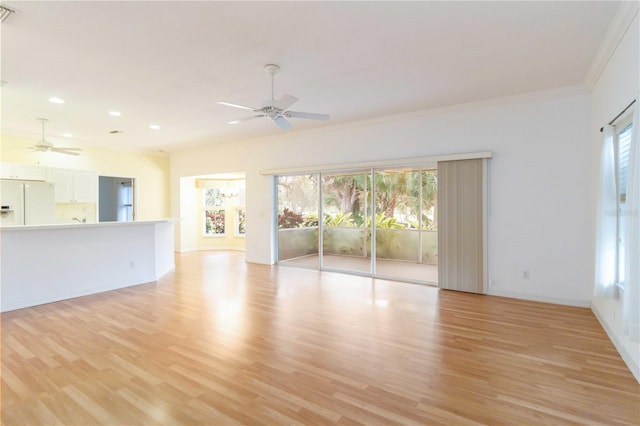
{"left": 264, "top": 64, "right": 280, "bottom": 75}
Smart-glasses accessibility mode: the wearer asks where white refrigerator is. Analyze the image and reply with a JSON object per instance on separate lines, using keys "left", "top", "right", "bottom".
{"left": 0, "top": 180, "right": 56, "bottom": 226}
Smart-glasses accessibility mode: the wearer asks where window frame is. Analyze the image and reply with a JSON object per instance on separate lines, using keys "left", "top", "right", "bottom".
{"left": 235, "top": 207, "right": 246, "bottom": 237}
{"left": 203, "top": 188, "right": 226, "bottom": 237}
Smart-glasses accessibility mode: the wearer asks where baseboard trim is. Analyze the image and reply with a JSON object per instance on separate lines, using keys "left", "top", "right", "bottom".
{"left": 177, "top": 247, "right": 199, "bottom": 253}
{"left": 591, "top": 303, "right": 640, "bottom": 384}
{"left": 178, "top": 247, "right": 246, "bottom": 253}
{"left": 487, "top": 289, "right": 591, "bottom": 308}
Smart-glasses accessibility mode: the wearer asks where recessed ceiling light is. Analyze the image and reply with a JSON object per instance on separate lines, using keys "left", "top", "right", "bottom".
{"left": 149, "top": 124, "right": 160, "bottom": 130}
{"left": 63, "top": 133, "right": 73, "bottom": 138}
{"left": 49, "top": 97, "right": 64, "bottom": 104}
{"left": 109, "top": 111, "right": 122, "bottom": 117}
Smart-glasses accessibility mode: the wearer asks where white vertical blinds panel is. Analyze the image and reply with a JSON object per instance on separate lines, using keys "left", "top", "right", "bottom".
{"left": 618, "top": 123, "right": 633, "bottom": 200}
{"left": 437, "top": 158, "right": 486, "bottom": 294}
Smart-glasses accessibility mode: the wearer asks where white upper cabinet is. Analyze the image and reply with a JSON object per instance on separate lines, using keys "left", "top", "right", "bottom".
{"left": 48, "top": 169, "right": 74, "bottom": 202}
{"left": 2, "top": 163, "right": 98, "bottom": 203}
{"left": 48, "top": 168, "right": 97, "bottom": 203}
{"left": 0, "top": 163, "right": 47, "bottom": 181}
{"left": 72, "top": 170, "right": 98, "bottom": 203}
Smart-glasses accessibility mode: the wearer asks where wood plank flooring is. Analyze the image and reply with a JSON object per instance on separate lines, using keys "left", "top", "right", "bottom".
{"left": 1, "top": 250, "right": 639, "bottom": 425}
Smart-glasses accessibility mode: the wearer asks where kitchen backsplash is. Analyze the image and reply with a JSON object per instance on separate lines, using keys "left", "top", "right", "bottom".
{"left": 55, "top": 203, "right": 97, "bottom": 224}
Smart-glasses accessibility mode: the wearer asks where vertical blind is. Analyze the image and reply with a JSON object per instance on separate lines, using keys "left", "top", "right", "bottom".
{"left": 618, "top": 123, "right": 633, "bottom": 202}
{"left": 437, "top": 158, "right": 486, "bottom": 294}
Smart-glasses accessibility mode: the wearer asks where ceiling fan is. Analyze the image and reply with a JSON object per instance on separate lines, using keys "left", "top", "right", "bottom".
{"left": 217, "top": 64, "right": 329, "bottom": 130}
{"left": 29, "top": 118, "right": 82, "bottom": 156}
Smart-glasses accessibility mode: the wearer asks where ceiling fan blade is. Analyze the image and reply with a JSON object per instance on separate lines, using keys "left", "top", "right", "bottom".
{"left": 217, "top": 101, "right": 258, "bottom": 111}
{"left": 274, "top": 94, "right": 298, "bottom": 111}
{"left": 52, "top": 147, "right": 82, "bottom": 156}
{"left": 228, "top": 115, "right": 265, "bottom": 124}
{"left": 272, "top": 116, "right": 292, "bottom": 130}
{"left": 285, "top": 111, "right": 330, "bottom": 121}
{"left": 29, "top": 119, "right": 82, "bottom": 155}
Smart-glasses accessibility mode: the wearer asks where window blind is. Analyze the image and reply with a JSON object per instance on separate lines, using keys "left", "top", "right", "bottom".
{"left": 618, "top": 123, "right": 633, "bottom": 202}
{"left": 437, "top": 158, "right": 487, "bottom": 294}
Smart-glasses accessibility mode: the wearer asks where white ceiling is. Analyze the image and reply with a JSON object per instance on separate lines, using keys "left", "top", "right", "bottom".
{"left": 1, "top": 1, "right": 620, "bottom": 153}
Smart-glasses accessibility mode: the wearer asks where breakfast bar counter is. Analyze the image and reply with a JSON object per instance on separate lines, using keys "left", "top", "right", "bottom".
{"left": 0, "top": 219, "right": 176, "bottom": 312}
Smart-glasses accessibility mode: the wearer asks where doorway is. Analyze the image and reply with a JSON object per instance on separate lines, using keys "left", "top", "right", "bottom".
{"left": 178, "top": 173, "right": 246, "bottom": 253}
{"left": 99, "top": 176, "right": 135, "bottom": 222}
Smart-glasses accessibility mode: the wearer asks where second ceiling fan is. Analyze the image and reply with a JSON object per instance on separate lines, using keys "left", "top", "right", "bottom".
{"left": 29, "top": 118, "right": 82, "bottom": 156}
{"left": 217, "top": 64, "right": 329, "bottom": 130}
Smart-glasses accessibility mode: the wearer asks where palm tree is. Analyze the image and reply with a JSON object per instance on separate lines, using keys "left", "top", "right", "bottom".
{"left": 373, "top": 171, "right": 418, "bottom": 223}
{"left": 322, "top": 174, "right": 368, "bottom": 225}
{"left": 422, "top": 170, "right": 437, "bottom": 230}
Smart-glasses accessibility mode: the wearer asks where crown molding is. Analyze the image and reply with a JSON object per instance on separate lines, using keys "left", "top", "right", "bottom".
{"left": 583, "top": 1, "right": 640, "bottom": 91}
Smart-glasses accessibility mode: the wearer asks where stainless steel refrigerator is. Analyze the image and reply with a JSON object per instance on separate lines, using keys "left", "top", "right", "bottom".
{"left": 0, "top": 180, "right": 56, "bottom": 226}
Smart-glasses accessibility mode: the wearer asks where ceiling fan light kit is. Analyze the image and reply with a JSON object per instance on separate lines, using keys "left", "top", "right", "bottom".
{"left": 217, "top": 64, "right": 329, "bottom": 130}
{"left": 29, "top": 118, "right": 83, "bottom": 156}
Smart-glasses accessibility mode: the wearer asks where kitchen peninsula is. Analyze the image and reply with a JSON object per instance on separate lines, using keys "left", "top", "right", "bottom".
{"left": 0, "top": 219, "right": 176, "bottom": 312}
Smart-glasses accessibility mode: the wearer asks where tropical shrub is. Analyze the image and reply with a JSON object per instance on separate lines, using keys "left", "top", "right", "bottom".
{"left": 278, "top": 208, "right": 304, "bottom": 229}
{"left": 323, "top": 211, "right": 356, "bottom": 227}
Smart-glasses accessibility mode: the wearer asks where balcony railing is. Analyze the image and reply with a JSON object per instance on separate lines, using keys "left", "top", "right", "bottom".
{"left": 278, "top": 226, "right": 437, "bottom": 264}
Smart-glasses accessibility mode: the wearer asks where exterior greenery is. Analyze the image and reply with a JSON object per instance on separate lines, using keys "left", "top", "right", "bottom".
{"left": 278, "top": 170, "right": 437, "bottom": 230}
{"left": 277, "top": 169, "right": 438, "bottom": 264}
{"left": 236, "top": 209, "right": 246, "bottom": 235}
{"left": 205, "top": 209, "right": 225, "bottom": 235}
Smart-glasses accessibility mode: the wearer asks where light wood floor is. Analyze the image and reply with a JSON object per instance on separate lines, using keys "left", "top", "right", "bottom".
{"left": 1, "top": 251, "right": 638, "bottom": 425}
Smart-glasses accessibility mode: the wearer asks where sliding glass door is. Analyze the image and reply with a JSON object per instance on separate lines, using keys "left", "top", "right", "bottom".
{"left": 276, "top": 167, "right": 438, "bottom": 284}
{"left": 371, "top": 169, "right": 438, "bottom": 283}
{"left": 321, "top": 171, "right": 371, "bottom": 274}
{"left": 277, "top": 174, "right": 319, "bottom": 268}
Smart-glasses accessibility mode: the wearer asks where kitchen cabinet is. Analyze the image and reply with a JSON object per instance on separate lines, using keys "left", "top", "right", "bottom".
{"left": 73, "top": 171, "right": 97, "bottom": 202}
{"left": 0, "top": 163, "right": 47, "bottom": 181}
{"left": 48, "top": 168, "right": 97, "bottom": 203}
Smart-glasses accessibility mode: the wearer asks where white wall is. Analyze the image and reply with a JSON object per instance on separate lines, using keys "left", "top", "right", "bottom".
{"left": 179, "top": 176, "right": 198, "bottom": 251}
{"left": 589, "top": 12, "right": 639, "bottom": 382}
{"left": 171, "top": 85, "right": 593, "bottom": 306}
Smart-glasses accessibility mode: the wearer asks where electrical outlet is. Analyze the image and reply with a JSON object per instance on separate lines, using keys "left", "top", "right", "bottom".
{"left": 522, "top": 270, "right": 530, "bottom": 280}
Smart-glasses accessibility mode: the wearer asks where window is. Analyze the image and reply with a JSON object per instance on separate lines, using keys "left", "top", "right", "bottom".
{"left": 204, "top": 188, "right": 225, "bottom": 236}
{"left": 615, "top": 121, "right": 633, "bottom": 287}
{"left": 118, "top": 181, "right": 133, "bottom": 222}
{"left": 235, "top": 208, "right": 246, "bottom": 236}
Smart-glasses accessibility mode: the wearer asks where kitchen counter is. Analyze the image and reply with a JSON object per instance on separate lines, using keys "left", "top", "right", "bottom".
{"left": 0, "top": 218, "right": 176, "bottom": 230}
{"left": 0, "top": 219, "right": 177, "bottom": 312}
